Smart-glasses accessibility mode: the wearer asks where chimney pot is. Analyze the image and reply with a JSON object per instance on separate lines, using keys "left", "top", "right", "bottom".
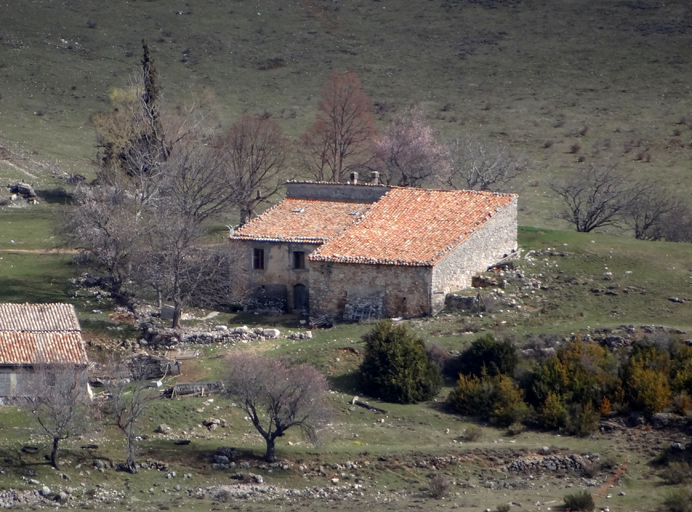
{"left": 350, "top": 171, "right": 358, "bottom": 185}
{"left": 371, "top": 170, "right": 380, "bottom": 185}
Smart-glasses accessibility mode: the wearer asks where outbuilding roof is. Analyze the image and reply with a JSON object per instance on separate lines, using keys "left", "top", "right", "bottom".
{"left": 0, "top": 303, "right": 87, "bottom": 365}
{"left": 0, "top": 332, "right": 89, "bottom": 365}
{"left": 308, "top": 188, "right": 516, "bottom": 266}
{"left": 231, "top": 198, "right": 372, "bottom": 244}
{"left": 0, "top": 303, "right": 81, "bottom": 332}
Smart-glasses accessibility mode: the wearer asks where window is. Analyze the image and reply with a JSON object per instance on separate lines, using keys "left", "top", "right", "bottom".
{"left": 253, "top": 248, "right": 265, "bottom": 270}
{"left": 293, "top": 251, "right": 305, "bottom": 270}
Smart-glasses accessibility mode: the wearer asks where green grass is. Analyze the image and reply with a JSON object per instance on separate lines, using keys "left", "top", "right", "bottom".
{"left": 2, "top": 0, "right": 692, "bottom": 229}
{"left": 0, "top": 206, "right": 62, "bottom": 250}
{"left": 0, "top": 253, "right": 74, "bottom": 303}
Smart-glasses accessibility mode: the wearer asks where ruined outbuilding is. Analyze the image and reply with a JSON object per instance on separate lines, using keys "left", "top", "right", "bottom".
{"left": 0, "top": 303, "right": 89, "bottom": 396}
{"left": 230, "top": 177, "right": 517, "bottom": 321}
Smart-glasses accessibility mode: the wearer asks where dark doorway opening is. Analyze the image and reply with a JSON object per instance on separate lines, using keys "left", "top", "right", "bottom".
{"left": 293, "top": 284, "right": 308, "bottom": 312}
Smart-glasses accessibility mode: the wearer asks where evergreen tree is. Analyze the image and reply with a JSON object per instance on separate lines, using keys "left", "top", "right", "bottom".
{"left": 359, "top": 320, "right": 442, "bottom": 404}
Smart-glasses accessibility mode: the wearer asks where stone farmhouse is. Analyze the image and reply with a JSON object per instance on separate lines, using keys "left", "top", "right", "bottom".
{"left": 230, "top": 177, "right": 517, "bottom": 321}
{"left": 0, "top": 303, "right": 89, "bottom": 397}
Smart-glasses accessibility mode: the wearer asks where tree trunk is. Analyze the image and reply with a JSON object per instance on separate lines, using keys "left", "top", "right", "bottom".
{"left": 126, "top": 435, "right": 138, "bottom": 473}
{"left": 172, "top": 303, "right": 182, "bottom": 329}
{"left": 50, "top": 437, "right": 60, "bottom": 469}
{"left": 264, "top": 437, "right": 276, "bottom": 463}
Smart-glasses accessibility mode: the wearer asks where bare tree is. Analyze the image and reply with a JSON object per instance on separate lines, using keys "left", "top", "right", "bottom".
{"left": 298, "top": 70, "right": 376, "bottom": 183}
{"left": 623, "top": 183, "right": 679, "bottom": 240}
{"left": 59, "top": 185, "right": 142, "bottom": 297}
{"left": 21, "top": 364, "right": 90, "bottom": 469}
{"left": 216, "top": 114, "right": 288, "bottom": 225}
{"left": 131, "top": 215, "right": 233, "bottom": 328}
{"left": 657, "top": 202, "right": 692, "bottom": 243}
{"left": 224, "top": 353, "right": 332, "bottom": 463}
{"left": 66, "top": 44, "right": 239, "bottom": 317}
{"left": 448, "top": 135, "right": 528, "bottom": 192}
{"left": 375, "top": 106, "right": 451, "bottom": 187}
{"left": 548, "top": 164, "right": 632, "bottom": 232}
{"left": 105, "top": 358, "right": 153, "bottom": 473}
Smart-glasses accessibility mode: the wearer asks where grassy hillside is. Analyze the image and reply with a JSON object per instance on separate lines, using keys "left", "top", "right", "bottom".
{"left": 1, "top": 0, "right": 692, "bottom": 227}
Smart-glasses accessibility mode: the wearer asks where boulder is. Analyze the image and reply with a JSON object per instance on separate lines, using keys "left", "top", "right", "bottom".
{"left": 651, "top": 413, "right": 683, "bottom": 429}
{"left": 156, "top": 424, "right": 172, "bottom": 434}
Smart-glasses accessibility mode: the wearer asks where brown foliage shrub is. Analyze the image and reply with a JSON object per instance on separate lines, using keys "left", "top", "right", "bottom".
{"left": 428, "top": 474, "right": 451, "bottom": 499}
{"left": 599, "top": 397, "right": 612, "bottom": 415}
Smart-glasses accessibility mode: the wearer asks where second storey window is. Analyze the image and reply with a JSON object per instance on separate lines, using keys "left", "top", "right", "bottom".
{"left": 293, "top": 251, "right": 305, "bottom": 270}
{"left": 253, "top": 248, "right": 265, "bottom": 270}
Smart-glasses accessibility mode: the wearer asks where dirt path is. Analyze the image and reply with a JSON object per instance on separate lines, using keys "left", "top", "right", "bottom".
{"left": 0, "top": 159, "right": 38, "bottom": 179}
{"left": 0, "top": 248, "right": 77, "bottom": 254}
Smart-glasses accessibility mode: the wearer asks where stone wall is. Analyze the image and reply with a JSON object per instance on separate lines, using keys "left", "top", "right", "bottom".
{"left": 230, "top": 240, "right": 316, "bottom": 313}
{"left": 431, "top": 199, "right": 517, "bottom": 313}
{"left": 309, "top": 262, "right": 433, "bottom": 320}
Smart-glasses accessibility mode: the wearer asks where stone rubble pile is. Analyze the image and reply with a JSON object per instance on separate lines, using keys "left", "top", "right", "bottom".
{"left": 287, "top": 331, "right": 313, "bottom": 340}
{"left": 203, "top": 482, "right": 365, "bottom": 502}
{"left": 0, "top": 489, "right": 40, "bottom": 508}
{"left": 141, "top": 324, "right": 281, "bottom": 348}
{"left": 502, "top": 453, "right": 596, "bottom": 473}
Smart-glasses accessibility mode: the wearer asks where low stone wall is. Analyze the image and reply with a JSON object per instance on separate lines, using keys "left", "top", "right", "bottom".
{"left": 141, "top": 325, "right": 281, "bottom": 349}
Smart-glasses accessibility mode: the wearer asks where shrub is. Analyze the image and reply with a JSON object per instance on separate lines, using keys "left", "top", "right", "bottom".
{"left": 359, "top": 321, "right": 442, "bottom": 404}
{"left": 497, "top": 504, "right": 511, "bottom": 512}
{"left": 566, "top": 403, "right": 600, "bottom": 437}
{"left": 506, "top": 421, "right": 526, "bottom": 436}
{"left": 453, "top": 334, "right": 518, "bottom": 378}
{"left": 428, "top": 474, "right": 450, "bottom": 499}
{"left": 492, "top": 374, "right": 530, "bottom": 426}
{"left": 526, "top": 337, "right": 618, "bottom": 410}
{"left": 627, "top": 360, "right": 671, "bottom": 416}
{"left": 599, "top": 396, "right": 612, "bottom": 415}
{"left": 448, "top": 372, "right": 529, "bottom": 427}
{"left": 537, "top": 392, "right": 567, "bottom": 430}
{"left": 663, "top": 487, "right": 692, "bottom": 512}
{"left": 459, "top": 426, "right": 482, "bottom": 442}
{"left": 672, "top": 394, "right": 692, "bottom": 416}
{"left": 661, "top": 463, "right": 692, "bottom": 485}
{"left": 563, "top": 490, "right": 595, "bottom": 512}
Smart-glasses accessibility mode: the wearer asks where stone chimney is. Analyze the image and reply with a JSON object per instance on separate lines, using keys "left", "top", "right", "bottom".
{"left": 350, "top": 171, "right": 358, "bottom": 185}
{"left": 371, "top": 170, "right": 380, "bottom": 185}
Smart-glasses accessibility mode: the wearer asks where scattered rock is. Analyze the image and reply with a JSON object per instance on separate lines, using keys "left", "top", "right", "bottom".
{"left": 156, "top": 424, "right": 172, "bottom": 434}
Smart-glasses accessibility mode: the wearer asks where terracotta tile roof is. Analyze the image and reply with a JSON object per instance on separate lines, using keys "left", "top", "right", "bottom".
{"left": 309, "top": 188, "right": 516, "bottom": 266}
{"left": 231, "top": 198, "right": 372, "bottom": 244}
{"left": 0, "top": 303, "right": 81, "bottom": 332}
{"left": 0, "top": 304, "right": 87, "bottom": 365}
{"left": 0, "top": 331, "right": 88, "bottom": 365}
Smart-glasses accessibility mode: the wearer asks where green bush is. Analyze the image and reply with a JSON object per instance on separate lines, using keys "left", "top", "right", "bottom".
{"left": 661, "top": 463, "right": 692, "bottom": 485}
{"left": 536, "top": 392, "right": 568, "bottom": 430}
{"left": 359, "top": 320, "right": 443, "bottom": 404}
{"left": 663, "top": 487, "right": 692, "bottom": 512}
{"left": 448, "top": 371, "right": 529, "bottom": 427}
{"left": 452, "top": 334, "right": 518, "bottom": 378}
{"left": 566, "top": 402, "right": 600, "bottom": 437}
{"left": 563, "top": 490, "right": 595, "bottom": 512}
